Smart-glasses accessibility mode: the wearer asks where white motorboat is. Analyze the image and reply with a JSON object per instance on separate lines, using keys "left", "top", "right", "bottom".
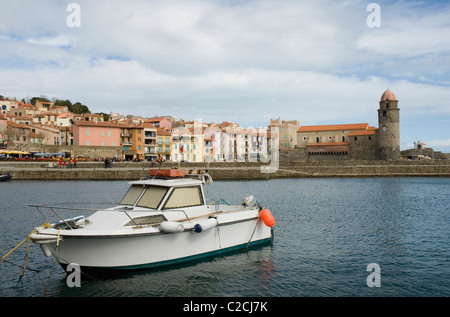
{"left": 30, "top": 169, "right": 275, "bottom": 273}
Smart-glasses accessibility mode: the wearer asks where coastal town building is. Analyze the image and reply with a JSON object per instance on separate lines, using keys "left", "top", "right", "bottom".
{"left": 120, "top": 125, "right": 145, "bottom": 161}
{"left": 414, "top": 141, "right": 426, "bottom": 150}
{"left": 143, "top": 122, "right": 157, "bottom": 161}
{"left": 171, "top": 126, "right": 203, "bottom": 162}
{"left": 295, "top": 89, "right": 400, "bottom": 161}
{"left": 72, "top": 121, "right": 121, "bottom": 147}
{"left": 0, "top": 117, "right": 7, "bottom": 147}
{"left": 157, "top": 128, "right": 172, "bottom": 161}
{"left": 269, "top": 118, "right": 300, "bottom": 150}
{"left": 1, "top": 99, "right": 19, "bottom": 115}
{"left": 376, "top": 89, "right": 400, "bottom": 160}
{"left": 1, "top": 89, "right": 404, "bottom": 162}
{"left": 145, "top": 117, "right": 172, "bottom": 129}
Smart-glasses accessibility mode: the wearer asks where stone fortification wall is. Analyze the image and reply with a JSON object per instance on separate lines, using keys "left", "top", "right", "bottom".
{"left": 1, "top": 160, "right": 449, "bottom": 180}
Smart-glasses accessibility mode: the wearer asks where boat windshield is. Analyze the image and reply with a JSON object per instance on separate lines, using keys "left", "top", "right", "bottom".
{"left": 136, "top": 186, "right": 168, "bottom": 209}
{"left": 120, "top": 184, "right": 169, "bottom": 209}
{"left": 120, "top": 185, "right": 144, "bottom": 205}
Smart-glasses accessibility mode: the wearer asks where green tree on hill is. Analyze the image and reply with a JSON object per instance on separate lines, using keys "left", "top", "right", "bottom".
{"left": 30, "top": 96, "right": 51, "bottom": 105}
{"left": 53, "top": 98, "right": 91, "bottom": 114}
{"left": 70, "top": 102, "right": 90, "bottom": 114}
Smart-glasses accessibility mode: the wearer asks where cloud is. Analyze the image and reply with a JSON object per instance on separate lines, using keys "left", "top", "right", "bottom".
{"left": 26, "top": 34, "right": 75, "bottom": 48}
{"left": 0, "top": 0, "right": 449, "bottom": 147}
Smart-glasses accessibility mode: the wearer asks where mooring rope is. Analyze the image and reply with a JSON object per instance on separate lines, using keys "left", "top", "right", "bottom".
{"left": 243, "top": 208, "right": 263, "bottom": 252}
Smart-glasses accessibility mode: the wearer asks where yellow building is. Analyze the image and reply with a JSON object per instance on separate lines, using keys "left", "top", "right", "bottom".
{"left": 156, "top": 128, "right": 172, "bottom": 161}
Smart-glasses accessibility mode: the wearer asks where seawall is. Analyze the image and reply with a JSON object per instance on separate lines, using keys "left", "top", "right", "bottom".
{"left": 1, "top": 160, "right": 449, "bottom": 180}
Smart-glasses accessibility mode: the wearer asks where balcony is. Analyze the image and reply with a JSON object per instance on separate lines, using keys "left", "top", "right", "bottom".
{"left": 145, "top": 147, "right": 157, "bottom": 154}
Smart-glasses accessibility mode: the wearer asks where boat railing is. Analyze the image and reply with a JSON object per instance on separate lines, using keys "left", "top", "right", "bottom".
{"left": 29, "top": 203, "right": 120, "bottom": 229}
{"left": 29, "top": 204, "right": 99, "bottom": 230}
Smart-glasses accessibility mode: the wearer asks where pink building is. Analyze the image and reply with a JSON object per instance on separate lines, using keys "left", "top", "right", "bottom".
{"left": 145, "top": 118, "right": 172, "bottom": 129}
{"left": 72, "top": 121, "right": 121, "bottom": 146}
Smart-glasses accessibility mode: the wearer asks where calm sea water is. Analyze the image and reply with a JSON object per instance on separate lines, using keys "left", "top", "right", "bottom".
{"left": 0, "top": 177, "right": 449, "bottom": 297}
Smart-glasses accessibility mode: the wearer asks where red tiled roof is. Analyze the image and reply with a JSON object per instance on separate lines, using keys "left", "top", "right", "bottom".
{"left": 143, "top": 122, "right": 156, "bottom": 128}
{"left": 298, "top": 123, "right": 369, "bottom": 132}
{"left": 73, "top": 121, "right": 127, "bottom": 128}
{"left": 157, "top": 128, "right": 172, "bottom": 136}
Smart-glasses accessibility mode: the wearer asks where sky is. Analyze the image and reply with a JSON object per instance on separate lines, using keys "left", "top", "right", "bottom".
{"left": 1, "top": 0, "right": 449, "bottom": 152}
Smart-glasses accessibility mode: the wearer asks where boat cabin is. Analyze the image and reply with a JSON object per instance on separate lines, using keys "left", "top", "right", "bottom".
{"left": 119, "top": 176, "right": 206, "bottom": 211}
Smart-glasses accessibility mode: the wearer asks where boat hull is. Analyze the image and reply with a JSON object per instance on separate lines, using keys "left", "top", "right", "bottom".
{"left": 41, "top": 216, "right": 273, "bottom": 272}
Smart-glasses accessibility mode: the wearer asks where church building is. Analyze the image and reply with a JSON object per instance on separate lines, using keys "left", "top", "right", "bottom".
{"left": 296, "top": 89, "right": 400, "bottom": 161}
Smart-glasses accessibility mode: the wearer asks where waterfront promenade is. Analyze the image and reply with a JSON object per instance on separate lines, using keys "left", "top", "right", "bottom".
{"left": 1, "top": 160, "right": 449, "bottom": 180}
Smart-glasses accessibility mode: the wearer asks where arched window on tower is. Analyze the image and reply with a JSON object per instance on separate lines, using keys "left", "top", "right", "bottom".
{"left": 383, "top": 110, "right": 386, "bottom": 117}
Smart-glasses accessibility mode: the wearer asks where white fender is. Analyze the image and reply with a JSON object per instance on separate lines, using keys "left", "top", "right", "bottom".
{"left": 194, "top": 218, "right": 218, "bottom": 233}
{"left": 159, "top": 221, "right": 184, "bottom": 233}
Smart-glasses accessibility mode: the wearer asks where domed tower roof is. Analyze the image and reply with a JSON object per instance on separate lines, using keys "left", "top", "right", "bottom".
{"left": 380, "top": 89, "right": 397, "bottom": 101}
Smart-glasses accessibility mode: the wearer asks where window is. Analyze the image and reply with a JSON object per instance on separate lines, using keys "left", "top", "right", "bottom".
{"left": 163, "top": 186, "right": 203, "bottom": 209}
{"left": 125, "top": 214, "right": 167, "bottom": 226}
{"left": 120, "top": 185, "right": 145, "bottom": 205}
{"left": 383, "top": 110, "right": 386, "bottom": 117}
{"left": 316, "top": 137, "right": 320, "bottom": 143}
{"left": 136, "top": 186, "right": 169, "bottom": 209}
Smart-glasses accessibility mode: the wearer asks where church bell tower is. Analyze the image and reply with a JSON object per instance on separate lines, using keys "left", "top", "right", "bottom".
{"left": 377, "top": 89, "right": 400, "bottom": 160}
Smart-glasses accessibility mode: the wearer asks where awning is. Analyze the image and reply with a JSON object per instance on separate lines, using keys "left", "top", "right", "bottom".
{"left": 0, "top": 149, "right": 30, "bottom": 155}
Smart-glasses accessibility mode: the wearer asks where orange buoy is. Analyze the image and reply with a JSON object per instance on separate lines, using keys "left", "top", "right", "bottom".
{"left": 260, "top": 209, "right": 275, "bottom": 227}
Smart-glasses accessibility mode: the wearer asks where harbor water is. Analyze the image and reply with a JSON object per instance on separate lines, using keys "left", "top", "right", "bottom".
{"left": 0, "top": 177, "right": 449, "bottom": 297}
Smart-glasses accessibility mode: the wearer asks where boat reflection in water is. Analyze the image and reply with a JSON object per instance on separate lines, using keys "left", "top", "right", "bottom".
{"left": 30, "top": 169, "right": 275, "bottom": 274}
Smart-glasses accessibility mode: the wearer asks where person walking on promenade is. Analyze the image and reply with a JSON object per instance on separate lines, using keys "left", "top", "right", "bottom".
{"left": 59, "top": 158, "right": 62, "bottom": 168}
